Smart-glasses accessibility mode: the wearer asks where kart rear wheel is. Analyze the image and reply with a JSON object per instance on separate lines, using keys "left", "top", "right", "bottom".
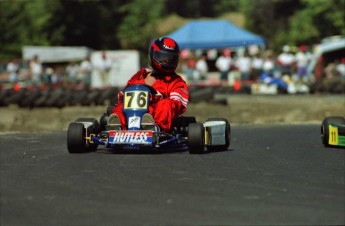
{"left": 188, "top": 123, "right": 205, "bottom": 154}
{"left": 106, "top": 106, "right": 114, "bottom": 116}
{"left": 67, "top": 123, "right": 88, "bottom": 153}
{"left": 321, "top": 116, "right": 345, "bottom": 147}
{"left": 172, "top": 116, "right": 197, "bottom": 136}
{"left": 206, "top": 118, "right": 231, "bottom": 151}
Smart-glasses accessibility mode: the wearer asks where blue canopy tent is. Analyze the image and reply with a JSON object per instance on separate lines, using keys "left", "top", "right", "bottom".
{"left": 167, "top": 20, "right": 265, "bottom": 50}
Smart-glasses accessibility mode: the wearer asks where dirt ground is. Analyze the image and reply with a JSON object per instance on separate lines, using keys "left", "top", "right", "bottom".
{"left": 0, "top": 94, "right": 344, "bottom": 132}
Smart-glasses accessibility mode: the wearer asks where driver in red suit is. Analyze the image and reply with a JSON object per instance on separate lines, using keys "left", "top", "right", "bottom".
{"left": 108, "top": 37, "right": 189, "bottom": 132}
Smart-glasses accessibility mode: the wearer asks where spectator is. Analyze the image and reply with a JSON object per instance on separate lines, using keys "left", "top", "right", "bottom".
{"left": 235, "top": 51, "right": 251, "bottom": 81}
{"left": 66, "top": 61, "right": 80, "bottom": 84}
{"left": 336, "top": 58, "right": 345, "bottom": 80}
{"left": 277, "top": 45, "right": 295, "bottom": 76}
{"left": 29, "top": 55, "right": 43, "bottom": 86}
{"left": 262, "top": 50, "right": 275, "bottom": 73}
{"left": 322, "top": 61, "right": 343, "bottom": 93}
{"left": 295, "top": 44, "right": 312, "bottom": 81}
{"left": 207, "top": 49, "right": 218, "bottom": 60}
{"left": 51, "top": 66, "right": 65, "bottom": 86}
{"left": 178, "top": 49, "right": 190, "bottom": 79}
{"left": 324, "top": 62, "right": 338, "bottom": 79}
{"left": 97, "top": 51, "right": 112, "bottom": 87}
{"left": 215, "top": 48, "right": 232, "bottom": 84}
{"left": 251, "top": 52, "right": 264, "bottom": 81}
{"left": 43, "top": 67, "right": 53, "bottom": 85}
{"left": 7, "top": 58, "right": 20, "bottom": 83}
{"left": 195, "top": 53, "right": 208, "bottom": 80}
{"left": 185, "top": 54, "right": 197, "bottom": 81}
{"left": 80, "top": 56, "right": 93, "bottom": 89}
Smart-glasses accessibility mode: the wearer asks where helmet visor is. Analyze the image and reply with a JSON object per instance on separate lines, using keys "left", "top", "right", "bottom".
{"left": 152, "top": 51, "right": 178, "bottom": 68}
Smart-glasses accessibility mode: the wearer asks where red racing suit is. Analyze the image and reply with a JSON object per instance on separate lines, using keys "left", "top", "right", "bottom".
{"left": 112, "top": 68, "right": 189, "bottom": 132}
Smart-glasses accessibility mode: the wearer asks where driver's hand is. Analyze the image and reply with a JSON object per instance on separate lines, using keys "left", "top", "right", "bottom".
{"left": 118, "top": 91, "right": 124, "bottom": 104}
{"left": 152, "top": 91, "right": 163, "bottom": 103}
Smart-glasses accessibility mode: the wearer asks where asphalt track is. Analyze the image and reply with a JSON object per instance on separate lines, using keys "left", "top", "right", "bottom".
{"left": 1, "top": 124, "right": 344, "bottom": 226}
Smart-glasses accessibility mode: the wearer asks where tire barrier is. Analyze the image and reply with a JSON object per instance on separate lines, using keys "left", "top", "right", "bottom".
{"left": 7, "top": 81, "right": 341, "bottom": 108}
{"left": 189, "top": 85, "right": 238, "bottom": 105}
{"left": 309, "top": 80, "right": 345, "bottom": 94}
{"left": 0, "top": 87, "right": 119, "bottom": 108}
{"left": 0, "top": 85, "right": 232, "bottom": 108}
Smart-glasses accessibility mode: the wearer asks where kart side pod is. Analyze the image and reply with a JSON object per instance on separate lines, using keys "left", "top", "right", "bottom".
{"left": 203, "top": 118, "right": 231, "bottom": 151}
{"left": 321, "top": 116, "right": 345, "bottom": 148}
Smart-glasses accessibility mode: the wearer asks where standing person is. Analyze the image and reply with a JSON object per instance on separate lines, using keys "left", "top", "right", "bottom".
{"left": 43, "top": 67, "right": 53, "bottom": 85}
{"left": 235, "top": 51, "right": 251, "bottom": 81}
{"left": 215, "top": 48, "right": 232, "bottom": 85}
{"left": 251, "top": 52, "right": 264, "bottom": 81}
{"left": 195, "top": 53, "right": 208, "bottom": 80}
{"left": 80, "top": 56, "right": 93, "bottom": 89}
{"left": 295, "top": 44, "right": 311, "bottom": 81}
{"left": 66, "top": 61, "right": 80, "bottom": 85}
{"left": 108, "top": 37, "right": 189, "bottom": 132}
{"left": 336, "top": 58, "right": 345, "bottom": 80}
{"left": 262, "top": 50, "right": 275, "bottom": 73}
{"left": 98, "top": 51, "right": 112, "bottom": 87}
{"left": 7, "top": 58, "right": 20, "bottom": 83}
{"left": 277, "top": 45, "right": 295, "bottom": 76}
{"left": 185, "top": 54, "right": 197, "bottom": 82}
{"left": 29, "top": 55, "right": 43, "bottom": 86}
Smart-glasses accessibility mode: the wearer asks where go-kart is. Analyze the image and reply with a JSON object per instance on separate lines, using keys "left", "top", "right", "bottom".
{"left": 67, "top": 84, "right": 231, "bottom": 154}
{"left": 321, "top": 116, "right": 345, "bottom": 148}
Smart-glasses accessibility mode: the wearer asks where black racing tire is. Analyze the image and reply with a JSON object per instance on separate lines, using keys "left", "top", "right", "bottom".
{"left": 55, "top": 89, "right": 72, "bottom": 108}
{"left": 99, "top": 113, "right": 109, "bottom": 132}
{"left": 189, "top": 87, "right": 214, "bottom": 103}
{"left": 171, "top": 116, "right": 197, "bottom": 136}
{"left": 205, "top": 118, "right": 231, "bottom": 151}
{"left": 75, "top": 118, "right": 100, "bottom": 151}
{"left": 84, "top": 89, "right": 101, "bottom": 105}
{"left": 0, "top": 89, "right": 13, "bottom": 106}
{"left": 96, "top": 106, "right": 115, "bottom": 132}
{"left": 67, "top": 123, "right": 88, "bottom": 153}
{"left": 71, "top": 90, "right": 88, "bottom": 106}
{"left": 106, "top": 106, "right": 114, "bottom": 116}
{"left": 45, "top": 89, "right": 63, "bottom": 107}
{"left": 188, "top": 123, "right": 205, "bottom": 154}
{"left": 33, "top": 89, "right": 51, "bottom": 107}
{"left": 321, "top": 116, "right": 345, "bottom": 147}
{"left": 18, "top": 89, "right": 41, "bottom": 108}
{"left": 4, "top": 88, "right": 27, "bottom": 105}
{"left": 96, "top": 88, "right": 116, "bottom": 106}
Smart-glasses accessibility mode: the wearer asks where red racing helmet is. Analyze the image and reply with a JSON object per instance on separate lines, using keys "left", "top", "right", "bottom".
{"left": 149, "top": 37, "right": 179, "bottom": 73}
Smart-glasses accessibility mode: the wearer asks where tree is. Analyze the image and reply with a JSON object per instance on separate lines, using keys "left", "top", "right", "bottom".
{"left": 241, "top": 0, "right": 344, "bottom": 52}
{"left": 0, "top": 0, "right": 344, "bottom": 61}
{"left": 0, "top": 1, "right": 51, "bottom": 59}
{"left": 117, "top": 0, "right": 164, "bottom": 51}
{"left": 241, "top": 0, "right": 304, "bottom": 51}
{"left": 48, "top": 0, "right": 124, "bottom": 49}
{"left": 289, "top": 0, "right": 345, "bottom": 45}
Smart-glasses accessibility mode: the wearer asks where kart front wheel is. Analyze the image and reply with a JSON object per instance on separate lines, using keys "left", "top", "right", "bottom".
{"left": 75, "top": 118, "right": 99, "bottom": 151}
{"left": 67, "top": 123, "right": 88, "bottom": 153}
{"left": 188, "top": 123, "right": 205, "bottom": 154}
{"left": 321, "top": 116, "right": 345, "bottom": 147}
